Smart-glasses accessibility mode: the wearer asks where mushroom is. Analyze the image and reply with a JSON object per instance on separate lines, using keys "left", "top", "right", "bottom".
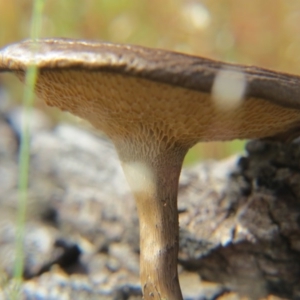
{"left": 1, "top": 38, "right": 300, "bottom": 300}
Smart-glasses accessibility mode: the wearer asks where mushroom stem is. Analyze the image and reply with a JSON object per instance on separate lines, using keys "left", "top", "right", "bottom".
{"left": 117, "top": 141, "right": 187, "bottom": 300}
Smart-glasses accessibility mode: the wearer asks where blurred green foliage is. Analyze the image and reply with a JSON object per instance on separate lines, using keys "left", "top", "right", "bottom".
{"left": 1, "top": 0, "right": 300, "bottom": 163}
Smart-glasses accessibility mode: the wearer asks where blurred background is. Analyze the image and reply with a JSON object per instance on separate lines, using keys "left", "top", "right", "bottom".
{"left": 1, "top": 0, "right": 300, "bottom": 164}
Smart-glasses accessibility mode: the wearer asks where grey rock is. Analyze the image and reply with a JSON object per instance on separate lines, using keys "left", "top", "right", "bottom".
{"left": 0, "top": 106, "right": 298, "bottom": 299}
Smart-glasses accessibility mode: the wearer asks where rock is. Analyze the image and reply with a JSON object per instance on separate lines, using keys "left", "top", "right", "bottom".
{"left": 0, "top": 105, "right": 298, "bottom": 299}
{"left": 6, "top": 107, "right": 52, "bottom": 139}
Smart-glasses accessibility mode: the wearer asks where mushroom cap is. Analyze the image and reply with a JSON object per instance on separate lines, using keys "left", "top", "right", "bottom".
{"left": 1, "top": 38, "right": 300, "bottom": 147}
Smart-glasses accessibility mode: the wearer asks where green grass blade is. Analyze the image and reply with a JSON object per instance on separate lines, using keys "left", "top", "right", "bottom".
{"left": 12, "top": 0, "right": 45, "bottom": 296}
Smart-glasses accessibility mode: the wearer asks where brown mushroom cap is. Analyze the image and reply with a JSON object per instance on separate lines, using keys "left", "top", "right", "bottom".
{"left": 1, "top": 38, "right": 300, "bottom": 147}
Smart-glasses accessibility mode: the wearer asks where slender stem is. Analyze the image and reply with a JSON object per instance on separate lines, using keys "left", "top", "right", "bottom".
{"left": 119, "top": 144, "right": 187, "bottom": 300}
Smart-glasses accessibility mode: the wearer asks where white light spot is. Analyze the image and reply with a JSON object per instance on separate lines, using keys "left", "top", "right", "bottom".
{"left": 181, "top": 2, "right": 211, "bottom": 31}
{"left": 212, "top": 68, "right": 247, "bottom": 111}
{"left": 123, "top": 161, "right": 155, "bottom": 194}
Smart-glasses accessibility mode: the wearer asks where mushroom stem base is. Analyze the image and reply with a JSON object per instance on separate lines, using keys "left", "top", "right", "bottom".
{"left": 119, "top": 146, "right": 186, "bottom": 300}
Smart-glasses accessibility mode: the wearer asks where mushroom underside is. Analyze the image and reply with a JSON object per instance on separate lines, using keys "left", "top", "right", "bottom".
{"left": 15, "top": 69, "right": 300, "bottom": 148}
